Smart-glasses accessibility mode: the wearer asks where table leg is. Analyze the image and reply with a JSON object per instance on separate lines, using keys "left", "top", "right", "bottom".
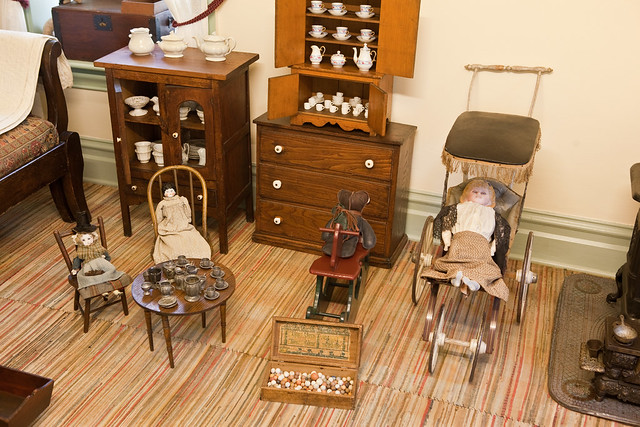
{"left": 202, "top": 312, "right": 206, "bottom": 328}
{"left": 220, "top": 302, "right": 227, "bottom": 343}
{"left": 161, "top": 315, "right": 174, "bottom": 368}
{"left": 144, "top": 310, "right": 154, "bottom": 351}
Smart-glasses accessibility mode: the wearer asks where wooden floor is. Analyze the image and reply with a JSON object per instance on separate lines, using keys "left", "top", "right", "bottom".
{"left": 0, "top": 184, "right": 630, "bottom": 426}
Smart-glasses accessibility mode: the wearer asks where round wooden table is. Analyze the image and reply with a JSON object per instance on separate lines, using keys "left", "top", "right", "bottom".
{"left": 131, "top": 259, "right": 235, "bottom": 368}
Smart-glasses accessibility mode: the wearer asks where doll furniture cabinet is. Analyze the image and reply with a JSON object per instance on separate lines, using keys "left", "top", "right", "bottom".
{"left": 95, "top": 47, "right": 259, "bottom": 253}
{"left": 268, "top": 0, "right": 420, "bottom": 136}
{"left": 252, "top": 113, "right": 415, "bottom": 268}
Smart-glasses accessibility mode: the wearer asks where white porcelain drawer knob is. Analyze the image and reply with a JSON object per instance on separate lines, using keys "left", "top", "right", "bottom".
{"left": 273, "top": 216, "right": 282, "bottom": 225}
{"left": 365, "top": 159, "right": 374, "bottom": 169}
{"left": 172, "top": 132, "right": 179, "bottom": 139}
{"left": 131, "top": 185, "right": 137, "bottom": 191}
{"left": 274, "top": 145, "right": 283, "bottom": 154}
{"left": 272, "top": 179, "right": 282, "bottom": 189}
{"left": 197, "top": 194, "right": 203, "bottom": 201}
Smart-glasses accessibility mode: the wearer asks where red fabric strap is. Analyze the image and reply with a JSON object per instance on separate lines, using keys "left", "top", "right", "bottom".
{"left": 172, "top": 0, "right": 225, "bottom": 27}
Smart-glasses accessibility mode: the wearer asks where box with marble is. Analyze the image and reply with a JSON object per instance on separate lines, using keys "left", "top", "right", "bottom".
{"left": 260, "top": 317, "right": 362, "bottom": 409}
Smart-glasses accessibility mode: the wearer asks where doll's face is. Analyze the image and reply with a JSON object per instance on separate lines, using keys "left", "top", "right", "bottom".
{"left": 79, "top": 233, "right": 95, "bottom": 246}
{"left": 465, "top": 186, "right": 493, "bottom": 206}
{"left": 164, "top": 187, "right": 176, "bottom": 198}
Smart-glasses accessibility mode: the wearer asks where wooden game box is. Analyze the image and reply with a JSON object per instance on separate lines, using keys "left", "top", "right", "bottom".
{"left": 260, "top": 317, "right": 362, "bottom": 410}
{"left": 0, "top": 365, "right": 54, "bottom": 427}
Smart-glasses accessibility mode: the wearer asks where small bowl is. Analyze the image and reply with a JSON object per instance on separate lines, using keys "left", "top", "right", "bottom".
{"left": 124, "top": 96, "right": 150, "bottom": 116}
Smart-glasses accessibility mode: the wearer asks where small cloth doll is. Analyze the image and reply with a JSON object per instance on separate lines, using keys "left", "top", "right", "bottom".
{"left": 322, "top": 189, "right": 377, "bottom": 257}
{"left": 152, "top": 182, "right": 212, "bottom": 263}
{"left": 426, "top": 179, "right": 511, "bottom": 300}
{"left": 71, "top": 212, "right": 126, "bottom": 290}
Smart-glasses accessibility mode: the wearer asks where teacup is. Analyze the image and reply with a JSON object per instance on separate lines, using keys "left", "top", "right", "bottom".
{"left": 179, "top": 106, "right": 190, "bottom": 120}
{"left": 315, "top": 103, "right": 324, "bottom": 112}
{"left": 336, "top": 26, "right": 348, "bottom": 37}
{"left": 332, "top": 95, "right": 343, "bottom": 105}
{"left": 200, "top": 258, "right": 212, "bottom": 268}
{"left": 310, "top": 0, "right": 323, "bottom": 9}
{"left": 311, "top": 24, "right": 325, "bottom": 35}
{"left": 136, "top": 151, "right": 151, "bottom": 163}
{"left": 329, "top": 105, "right": 338, "bottom": 113}
{"left": 186, "top": 264, "right": 198, "bottom": 275}
{"left": 315, "top": 92, "right": 324, "bottom": 101}
{"left": 211, "top": 266, "right": 223, "bottom": 277}
{"left": 359, "top": 4, "right": 372, "bottom": 13}
{"left": 204, "top": 286, "right": 217, "bottom": 299}
{"left": 177, "top": 255, "right": 188, "bottom": 265}
{"left": 324, "top": 99, "right": 332, "bottom": 109}
{"left": 360, "top": 29, "right": 375, "bottom": 40}
{"left": 353, "top": 104, "right": 365, "bottom": 116}
{"left": 307, "top": 97, "right": 317, "bottom": 107}
{"left": 331, "top": 2, "right": 345, "bottom": 11}
{"left": 341, "top": 102, "right": 351, "bottom": 115}
{"left": 134, "top": 141, "right": 152, "bottom": 150}
{"left": 304, "top": 102, "right": 312, "bottom": 110}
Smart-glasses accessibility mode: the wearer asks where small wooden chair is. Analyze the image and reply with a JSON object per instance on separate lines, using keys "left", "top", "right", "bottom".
{"left": 54, "top": 217, "right": 130, "bottom": 333}
{"left": 147, "top": 165, "right": 211, "bottom": 255}
{"left": 306, "top": 223, "right": 370, "bottom": 322}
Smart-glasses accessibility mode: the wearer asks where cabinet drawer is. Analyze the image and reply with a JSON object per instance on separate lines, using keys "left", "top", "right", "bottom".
{"left": 258, "top": 163, "right": 389, "bottom": 219}
{"left": 125, "top": 177, "right": 218, "bottom": 208}
{"left": 256, "top": 200, "right": 387, "bottom": 252}
{"left": 259, "top": 128, "right": 394, "bottom": 181}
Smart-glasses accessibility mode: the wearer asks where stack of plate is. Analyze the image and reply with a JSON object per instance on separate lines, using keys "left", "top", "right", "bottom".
{"left": 158, "top": 295, "right": 178, "bottom": 308}
{"left": 188, "top": 139, "right": 205, "bottom": 160}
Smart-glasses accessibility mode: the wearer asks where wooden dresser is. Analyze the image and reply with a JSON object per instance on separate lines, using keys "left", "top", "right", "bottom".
{"left": 252, "top": 113, "right": 415, "bottom": 268}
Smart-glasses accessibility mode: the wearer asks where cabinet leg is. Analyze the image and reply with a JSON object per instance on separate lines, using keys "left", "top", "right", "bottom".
{"left": 120, "top": 198, "right": 132, "bottom": 237}
{"left": 245, "top": 192, "right": 254, "bottom": 223}
{"left": 219, "top": 215, "right": 229, "bottom": 254}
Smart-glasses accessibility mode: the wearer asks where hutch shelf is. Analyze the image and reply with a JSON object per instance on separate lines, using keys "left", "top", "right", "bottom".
{"left": 95, "top": 46, "right": 259, "bottom": 253}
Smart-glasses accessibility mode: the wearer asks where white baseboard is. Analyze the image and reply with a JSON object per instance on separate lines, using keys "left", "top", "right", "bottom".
{"left": 80, "top": 137, "right": 632, "bottom": 278}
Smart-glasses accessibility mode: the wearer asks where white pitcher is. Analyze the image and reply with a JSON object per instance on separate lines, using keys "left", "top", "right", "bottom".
{"left": 310, "top": 45, "right": 325, "bottom": 65}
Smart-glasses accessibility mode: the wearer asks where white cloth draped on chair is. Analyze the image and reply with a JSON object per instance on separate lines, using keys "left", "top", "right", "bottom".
{"left": 163, "top": 0, "right": 210, "bottom": 48}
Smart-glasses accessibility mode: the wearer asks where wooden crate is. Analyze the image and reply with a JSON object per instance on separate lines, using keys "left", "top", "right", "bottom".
{"left": 0, "top": 365, "right": 54, "bottom": 427}
{"left": 260, "top": 317, "right": 362, "bottom": 409}
{"left": 52, "top": 0, "right": 172, "bottom": 62}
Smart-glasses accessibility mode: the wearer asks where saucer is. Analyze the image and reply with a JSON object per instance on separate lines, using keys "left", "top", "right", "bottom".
{"left": 199, "top": 261, "right": 213, "bottom": 269}
{"left": 175, "top": 259, "right": 190, "bottom": 267}
{"left": 210, "top": 270, "right": 226, "bottom": 279}
{"left": 158, "top": 295, "right": 178, "bottom": 308}
{"left": 332, "top": 33, "right": 351, "bottom": 41}
{"left": 215, "top": 280, "right": 229, "bottom": 290}
{"left": 204, "top": 291, "right": 220, "bottom": 300}
{"left": 328, "top": 9, "right": 347, "bottom": 16}
{"left": 309, "top": 31, "right": 328, "bottom": 38}
{"left": 307, "top": 7, "right": 326, "bottom": 14}
{"left": 356, "top": 35, "right": 376, "bottom": 42}
{"left": 355, "top": 11, "right": 374, "bottom": 18}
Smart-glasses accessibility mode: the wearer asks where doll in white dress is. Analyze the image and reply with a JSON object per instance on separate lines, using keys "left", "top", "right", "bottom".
{"left": 426, "top": 179, "right": 511, "bottom": 300}
{"left": 152, "top": 182, "right": 211, "bottom": 263}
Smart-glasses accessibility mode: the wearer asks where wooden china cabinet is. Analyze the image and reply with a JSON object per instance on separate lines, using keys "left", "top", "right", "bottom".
{"left": 253, "top": 0, "right": 420, "bottom": 267}
{"left": 268, "top": 0, "right": 420, "bottom": 136}
{"left": 95, "top": 47, "right": 259, "bottom": 253}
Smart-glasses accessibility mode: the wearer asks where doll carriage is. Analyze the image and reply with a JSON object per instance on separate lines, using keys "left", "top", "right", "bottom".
{"left": 412, "top": 64, "right": 552, "bottom": 381}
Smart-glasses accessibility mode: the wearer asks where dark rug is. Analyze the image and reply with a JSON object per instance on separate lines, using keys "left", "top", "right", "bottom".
{"left": 548, "top": 273, "right": 639, "bottom": 426}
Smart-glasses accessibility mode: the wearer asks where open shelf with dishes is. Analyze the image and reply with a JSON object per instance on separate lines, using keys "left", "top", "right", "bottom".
{"left": 269, "top": 0, "right": 420, "bottom": 136}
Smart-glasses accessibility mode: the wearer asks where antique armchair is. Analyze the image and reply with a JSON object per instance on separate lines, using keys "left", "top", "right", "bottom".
{"left": 0, "top": 36, "right": 88, "bottom": 222}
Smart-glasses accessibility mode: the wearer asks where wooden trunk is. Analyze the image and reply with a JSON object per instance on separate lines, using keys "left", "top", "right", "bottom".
{"left": 52, "top": 0, "right": 172, "bottom": 62}
{"left": 260, "top": 317, "right": 362, "bottom": 409}
{"left": 0, "top": 366, "right": 54, "bottom": 427}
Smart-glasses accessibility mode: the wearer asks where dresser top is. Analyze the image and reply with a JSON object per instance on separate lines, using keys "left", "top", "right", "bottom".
{"left": 254, "top": 113, "right": 416, "bottom": 146}
{"left": 95, "top": 46, "right": 259, "bottom": 81}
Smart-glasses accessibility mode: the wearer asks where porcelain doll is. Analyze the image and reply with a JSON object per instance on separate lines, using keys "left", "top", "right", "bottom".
{"left": 153, "top": 182, "right": 211, "bottom": 263}
{"left": 71, "top": 213, "right": 125, "bottom": 289}
{"left": 427, "top": 179, "right": 511, "bottom": 300}
{"left": 321, "top": 189, "right": 376, "bottom": 257}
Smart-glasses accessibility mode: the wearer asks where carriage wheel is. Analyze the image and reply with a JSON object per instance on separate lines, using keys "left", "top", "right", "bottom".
{"left": 428, "top": 304, "right": 446, "bottom": 374}
{"left": 412, "top": 216, "right": 434, "bottom": 305}
{"left": 516, "top": 232, "right": 535, "bottom": 323}
{"left": 468, "top": 313, "right": 486, "bottom": 382}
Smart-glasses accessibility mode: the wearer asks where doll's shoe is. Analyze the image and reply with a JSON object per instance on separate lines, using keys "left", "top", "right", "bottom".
{"left": 451, "top": 271, "right": 463, "bottom": 287}
{"left": 462, "top": 276, "right": 480, "bottom": 292}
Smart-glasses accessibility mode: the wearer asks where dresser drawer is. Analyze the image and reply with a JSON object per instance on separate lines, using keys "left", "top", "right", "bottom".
{"left": 258, "top": 163, "right": 390, "bottom": 220}
{"left": 256, "top": 200, "right": 387, "bottom": 252}
{"left": 259, "top": 128, "right": 394, "bottom": 182}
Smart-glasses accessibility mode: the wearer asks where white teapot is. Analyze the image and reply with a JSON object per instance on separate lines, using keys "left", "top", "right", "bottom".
{"left": 193, "top": 33, "right": 236, "bottom": 62}
{"left": 310, "top": 45, "right": 325, "bottom": 65}
{"left": 353, "top": 43, "right": 376, "bottom": 71}
{"left": 157, "top": 31, "right": 188, "bottom": 58}
{"left": 128, "top": 27, "right": 154, "bottom": 56}
{"left": 330, "top": 50, "right": 346, "bottom": 68}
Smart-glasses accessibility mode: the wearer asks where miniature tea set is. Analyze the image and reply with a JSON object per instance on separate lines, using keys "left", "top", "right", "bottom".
{"left": 308, "top": 43, "right": 376, "bottom": 71}
{"left": 127, "top": 26, "right": 236, "bottom": 62}
{"left": 303, "top": 91, "right": 368, "bottom": 118}
{"left": 308, "top": 2, "right": 375, "bottom": 19}
{"left": 142, "top": 256, "right": 225, "bottom": 306}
